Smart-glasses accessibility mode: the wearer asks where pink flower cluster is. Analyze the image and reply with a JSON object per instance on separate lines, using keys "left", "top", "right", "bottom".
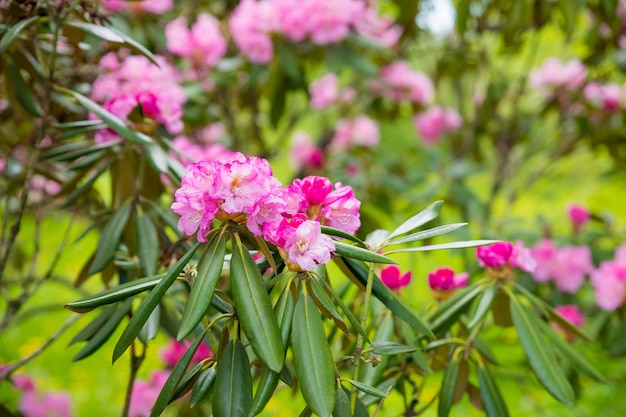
{"left": 590, "top": 244, "right": 626, "bottom": 311}
{"left": 171, "top": 136, "right": 232, "bottom": 167}
{"left": 584, "top": 82, "right": 626, "bottom": 112}
{"left": 413, "top": 106, "right": 463, "bottom": 145}
{"left": 380, "top": 265, "right": 411, "bottom": 291}
{"left": 101, "top": 0, "right": 173, "bottom": 14}
{"left": 553, "top": 304, "right": 586, "bottom": 340}
{"left": 159, "top": 339, "right": 213, "bottom": 369}
{"left": 370, "top": 61, "right": 435, "bottom": 105}
{"left": 529, "top": 58, "right": 587, "bottom": 93}
{"left": 1, "top": 370, "right": 74, "bottom": 417}
{"left": 427, "top": 267, "right": 469, "bottom": 292}
{"left": 229, "top": 0, "right": 401, "bottom": 63}
{"left": 91, "top": 53, "right": 185, "bottom": 143}
{"left": 530, "top": 240, "right": 593, "bottom": 293}
{"left": 165, "top": 13, "right": 227, "bottom": 69}
{"left": 331, "top": 115, "right": 380, "bottom": 151}
{"left": 290, "top": 131, "right": 324, "bottom": 171}
{"left": 129, "top": 370, "right": 170, "bottom": 417}
{"left": 308, "top": 73, "right": 355, "bottom": 109}
{"left": 476, "top": 241, "right": 536, "bottom": 273}
{"left": 171, "top": 155, "right": 361, "bottom": 271}
{"left": 567, "top": 203, "right": 591, "bottom": 234}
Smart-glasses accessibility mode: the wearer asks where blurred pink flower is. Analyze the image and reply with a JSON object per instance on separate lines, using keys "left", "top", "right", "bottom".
{"left": 413, "top": 107, "right": 462, "bottom": 145}
{"left": 229, "top": 0, "right": 279, "bottom": 63}
{"left": 584, "top": 82, "right": 623, "bottom": 112}
{"left": 159, "top": 339, "right": 213, "bottom": 369}
{"left": 373, "top": 61, "right": 434, "bottom": 105}
{"left": 102, "top": 0, "right": 172, "bottom": 14}
{"left": 568, "top": 204, "right": 590, "bottom": 233}
{"left": 309, "top": 74, "right": 340, "bottom": 109}
{"left": 19, "top": 391, "right": 73, "bottom": 417}
{"left": 554, "top": 304, "right": 585, "bottom": 327}
{"left": 165, "top": 13, "right": 227, "bottom": 69}
{"left": 128, "top": 370, "right": 170, "bottom": 417}
{"left": 477, "top": 241, "right": 536, "bottom": 273}
{"left": 427, "top": 267, "right": 468, "bottom": 292}
{"left": 531, "top": 240, "right": 593, "bottom": 293}
{"left": 380, "top": 265, "right": 412, "bottom": 291}
{"left": 353, "top": 7, "right": 402, "bottom": 47}
{"left": 305, "top": 0, "right": 364, "bottom": 44}
{"left": 289, "top": 131, "right": 324, "bottom": 171}
{"left": 529, "top": 58, "right": 587, "bottom": 92}
{"left": 590, "top": 255, "right": 626, "bottom": 311}
{"left": 331, "top": 116, "right": 380, "bottom": 151}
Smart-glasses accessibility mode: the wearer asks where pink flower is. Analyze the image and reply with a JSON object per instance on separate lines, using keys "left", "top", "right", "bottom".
{"left": 305, "top": 0, "right": 364, "bottom": 44}
{"left": 584, "top": 82, "right": 623, "bottom": 112}
{"left": 427, "top": 267, "right": 468, "bottom": 292}
{"left": 289, "top": 131, "right": 324, "bottom": 171}
{"left": 529, "top": 58, "right": 587, "bottom": 92}
{"left": 567, "top": 204, "right": 590, "bottom": 233}
{"left": 531, "top": 239, "right": 558, "bottom": 283}
{"left": 413, "top": 107, "right": 462, "bottom": 145}
{"left": 19, "top": 391, "right": 73, "bottom": 417}
{"left": 380, "top": 265, "right": 411, "bottom": 291}
{"left": 590, "top": 255, "right": 626, "bottom": 311}
{"left": 229, "top": 0, "right": 279, "bottom": 64}
{"left": 373, "top": 61, "right": 434, "bottom": 105}
{"left": 165, "top": 13, "right": 227, "bottom": 69}
{"left": 13, "top": 374, "right": 36, "bottom": 392}
{"left": 554, "top": 305, "right": 585, "bottom": 327}
{"left": 320, "top": 183, "right": 361, "bottom": 234}
{"left": 477, "top": 241, "right": 536, "bottom": 273}
{"left": 171, "top": 136, "right": 232, "bottom": 167}
{"left": 309, "top": 74, "right": 340, "bottom": 109}
{"left": 159, "top": 339, "right": 213, "bottom": 368}
{"left": 331, "top": 116, "right": 380, "bottom": 151}
{"left": 353, "top": 7, "right": 402, "bottom": 47}
{"left": 530, "top": 240, "right": 592, "bottom": 293}
{"left": 102, "top": 0, "right": 172, "bottom": 14}
{"left": 128, "top": 371, "right": 170, "bottom": 417}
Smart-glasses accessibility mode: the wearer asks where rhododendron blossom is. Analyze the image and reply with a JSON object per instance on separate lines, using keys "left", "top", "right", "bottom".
{"left": 353, "top": 7, "right": 403, "bottom": 47}
{"left": 428, "top": 267, "right": 469, "bottom": 292}
{"left": 289, "top": 131, "right": 324, "bottom": 171}
{"left": 371, "top": 61, "right": 434, "bottom": 105}
{"left": 584, "top": 82, "right": 624, "bottom": 111}
{"left": 331, "top": 116, "right": 380, "bottom": 151}
{"left": 229, "top": 0, "right": 279, "bottom": 63}
{"left": 165, "top": 13, "right": 227, "bottom": 69}
{"left": 19, "top": 391, "right": 74, "bottom": 417}
{"left": 171, "top": 136, "right": 232, "bottom": 167}
{"left": 309, "top": 74, "right": 340, "bottom": 109}
{"left": 128, "top": 371, "right": 170, "bottom": 417}
{"left": 477, "top": 241, "right": 536, "bottom": 273}
{"left": 568, "top": 204, "right": 590, "bottom": 233}
{"left": 553, "top": 304, "right": 586, "bottom": 340}
{"left": 531, "top": 240, "right": 593, "bottom": 293}
{"left": 272, "top": 214, "right": 335, "bottom": 271}
{"left": 590, "top": 250, "right": 626, "bottom": 311}
{"left": 380, "top": 265, "right": 412, "bottom": 291}
{"left": 529, "top": 58, "right": 587, "bottom": 92}
{"left": 414, "top": 107, "right": 463, "bottom": 145}
{"left": 102, "top": 0, "right": 173, "bottom": 14}
{"left": 159, "top": 339, "right": 213, "bottom": 369}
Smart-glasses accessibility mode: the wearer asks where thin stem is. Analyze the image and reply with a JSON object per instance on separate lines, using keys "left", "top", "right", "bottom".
{"left": 350, "top": 262, "right": 376, "bottom": 413}
{"left": 122, "top": 342, "right": 146, "bottom": 417}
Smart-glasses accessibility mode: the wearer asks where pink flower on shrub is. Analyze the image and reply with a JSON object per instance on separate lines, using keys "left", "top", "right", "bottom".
{"left": 305, "top": 0, "right": 364, "bottom": 44}
{"left": 128, "top": 370, "right": 170, "bottom": 417}
{"left": 530, "top": 240, "right": 592, "bottom": 293}
{"left": 165, "top": 13, "right": 227, "bottom": 69}
{"left": 413, "top": 107, "right": 462, "bottom": 145}
{"left": 229, "top": 0, "right": 279, "bottom": 64}
{"left": 331, "top": 116, "right": 380, "bottom": 151}
{"left": 171, "top": 136, "right": 232, "bottom": 167}
{"left": 529, "top": 58, "right": 587, "bottom": 92}
{"left": 353, "top": 7, "right": 402, "bottom": 47}
{"left": 19, "top": 391, "right": 73, "bottom": 417}
{"left": 553, "top": 304, "right": 585, "bottom": 340}
{"left": 309, "top": 74, "right": 340, "bottom": 109}
{"left": 380, "top": 265, "right": 411, "bottom": 291}
{"left": 477, "top": 241, "right": 536, "bottom": 274}
{"left": 568, "top": 204, "right": 590, "bottom": 233}
{"left": 102, "top": 0, "right": 173, "bottom": 13}
{"left": 372, "top": 61, "right": 434, "bottom": 105}
{"left": 289, "top": 131, "right": 324, "bottom": 171}
{"left": 590, "top": 253, "right": 626, "bottom": 311}
{"left": 159, "top": 339, "right": 213, "bottom": 369}
{"left": 427, "top": 267, "right": 468, "bottom": 292}
{"left": 584, "top": 82, "right": 623, "bottom": 112}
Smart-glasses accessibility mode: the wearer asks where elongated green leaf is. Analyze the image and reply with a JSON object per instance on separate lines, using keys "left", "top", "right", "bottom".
{"left": 386, "top": 223, "right": 468, "bottom": 246}
{"left": 316, "top": 275, "right": 369, "bottom": 343}
{"left": 169, "top": 362, "right": 205, "bottom": 403}
{"left": 347, "top": 380, "right": 388, "bottom": 399}
{"left": 55, "top": 86, "right": 153, "bottom": 144}
{"left": 139, "top": 304, "right": 160, "bottom": 343}
{"left": 308, "top": 278, "right": 348, "bottom": 334}
{"left": 428, "top": 284, "right": 483, "bottom": 335}
{"left": 320, "top": 226, "right": 366, "bottom": 245}
{"left": 334, "top": 241, "right": 397, "bottom": 264}
{"left": 89, "top": 201, "right": 133, "bottom": 275}
{"left": 214, "top": 339, "right": 253, "bottom": 417}
{"left": 477, "top": 365, "right": 510, "bottom": 417}
{"left": 150, "top": 331, "right": 209, "bottom": 417}
{"left": 510, "top": 298, "right": 575, "bottom": 405}
{"left": 333, "top": 385, "right": 352, "bottom": 417}
{"left": 113, "top": 243, "right": 200, "bottom": 363}
{"left": 190, "top": 367, "right": 216, "bottom": 407}
{"left": 250, "top": 367, "right": 281, "bottom": 417}
{"left": 136, "top": 212, "right": 159, "bottom": 276}
{"left": 178, "top": 230, "right": 227, "bottom": 340}
{"left": 337, "top": 258, "right": 433, "bottom": 338}
{"left": 438, "top": 353, "right": 461, "bottom": 417}
{"left": 58, "top": 123, "right": 108, "bottom": 140}
{"left": 6, "top": 59, "right": 42, "bottom": 116}
{"left": 72, "top": 299, "right": 132, "bottom": 361}
{"left": 362, "top": 313, "right": 394, "bottom": 387}
{"left": 467, "top": 284, "right": 496, "bottom": 330}
{"left": 61, "top": 160, "right": 114, "bottom": 209}
{"left": 276, "top": 285, "right": 296, "bottom": 348}
{"left": 385, "top": 201, "right": 442, "bottom": 242}
{"left": 371, "top": 341, "right": 417, "bottom": 355}
{"left": 68, "top": 305, "right": 117, "bottom": 345}
{"left": 293, "top": 290, "right": 335, "bottom": 417}
{"left": 63, "top": 21, "right": 159, "bottom": 65}
{"left": 541, "top": 321, "right": 608, "bottom": 384}
{"left": 231, "top": 235, "right": 284, "bottom": 372}
{"left": 386, "top": 240, "right": 499, "bottom": 255}
{"left": 0, "top": 15, "right": 40, "bottom": 53}
{"left": 65, "top": 274, "right": 164, "bottom": 313}
{"left": 47, "top": 140, "right": 120, "bottom": 162}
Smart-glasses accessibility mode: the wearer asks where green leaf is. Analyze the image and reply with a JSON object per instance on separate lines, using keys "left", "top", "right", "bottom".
{"left": 65, "top": 274, "right": 164, "bottom": 313}
{"left": 428, "top": 283, "right": 483, "bottom": 335}
{"left": 249, "top": 367, "right": 281, "bottom": 417}
{"left": 150, "top": 330, "right": 209, "bottom": 417}
{"left": 54, "top": 86, "right": 153, "bottom": 145}
{"left": 135, "top": 212, "right": 159, "bottom": 276}
{"left": 169, "top": 362, "right": 205, "bottom": 404}
{"left": 72, "top": 299, "right": 132, "bottom": 361}
{"left": 347, "top": 380, "right": 388, "bottom": 399}
{"left": 477, "top": 365, "right": 510, "bottom": 417}
{"left": 334, "top": 241, "right": 396, "bottom": 264}
{"left": 63, "top": 21, "right": 159, "bottom": 66}
{"left": 467, "top": 284, "right": 496, "bottom": 330}
{"left": 112, "top": 243, "right": 200, "bottom": 363}
{"left": 320, "top": 226, "right": 366, "bottom": 246}
{"left": 385, "top": 240, "right": 499, "bottom": 255}
{"left": 385, "top": 201, "right": 442, "bottom": 242}
{"left": 190, "top": 367, "right": 216, "bottom": 407}
{"left": 541, "top": 321, "right": 608, "bottom": 384}
{"left": 0, "top": 15, "right": 40, "bottom": 53}
{"left": 292, "top": 290, "right": 335, "bottom": 417}
{"left": 144, "top": 142, "right": 169, "bottom": 173}
{"left": 231, "top": 235, "right": 284, "bottom": 372}
{"left": 510, "top": 298, "right": 575, "bottom": 405}
{"left": 139, "top": 304, "right": 160, "bottom": 343}
{"left": 68, "top": 305, "right": 117, "bottom": 345}
{"left": 317, "top": 275, "right": 370, "bottom": 343}
{"left": 6, "top": 59, "right": 43, "bottom": 117}
{"left": 178, "top": 230, "right": 227, "bottom": 340}
{"left": 213, "top": 339, "right": 253, "bottom": 417}
{"left": 89, "top": 201, "right": 133, "bottom": 276}
{"left": 385, "top": 223, "right": 468, "bottom": 246}
{"left": 333, "top": 385, "right": 352, "bottom": 417}
{"left": 308, "top": 278, "right": 349, "bottom": 334}
{"left": 371, "top": 341, "right": 417, "bottom": 355}
{"left": 337, "top": 258, "right": 434, "bottom": 338}
{"left": 438, "top": 352, "right": 461, "bottom": 417}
